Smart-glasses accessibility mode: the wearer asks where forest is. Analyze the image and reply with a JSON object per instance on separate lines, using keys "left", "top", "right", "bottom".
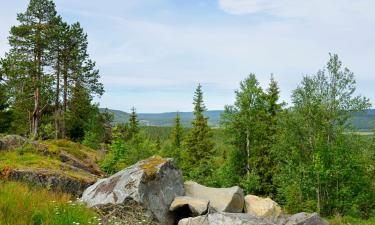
{"left": 1, "top": 0, "right": 375, "bottom": 224}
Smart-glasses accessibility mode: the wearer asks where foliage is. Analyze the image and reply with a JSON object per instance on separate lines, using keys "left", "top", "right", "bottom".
{"left": 0, "top": 181, "right": 100, "bottom": 225}
{"left": 100, "top": 109, "right": 156, "bottom": 174}
{"left": 272, "top": 54, "right": 374, "bottom": 217}
{"left": 0, "top": 0, "right": 103, "bottom": 140}
{"left": 220, "top": 74, "right": 281, "bottom": 196}
{"left": 182, "top": 84, "right": 215, "bottom": 183}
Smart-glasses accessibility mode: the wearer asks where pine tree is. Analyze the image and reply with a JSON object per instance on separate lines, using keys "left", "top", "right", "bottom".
{"left": 0, "top": 73, "right": 12, "bottom": 133}
{"left": 165, "top": 112, "right": 184, "bottom": 164}
{"left": 171, "top": 112, "right": 183, "bottom": 148}
{"left": 6, "top": 0, "right": 58, "bottom": 139}
{"left": 183, "top": 84, "right": 214, "bottom": 180}
{"left": 65, "top": 82, "right": 94, "bottom": 141}
{"left": 128, "top": 107, "right": 140, "bottom": 140}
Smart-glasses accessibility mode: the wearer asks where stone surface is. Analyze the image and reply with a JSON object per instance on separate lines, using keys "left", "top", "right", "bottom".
{"left": 184, "top": 181, "right": 244, "bottom": 213}
{"left": 284, "top": 212, "right": 329, "bottom": 225}
{"left": 178, "top": 213, "right": 276, "bottom": 225}
{"left": 170, "top": 196, "right": 209, "bottom": 216}
{"left": 1, "top": 168, "right": 95, "bottom": 196}
{"left": 244, "top": 195, "right": 282, "bottom": 221}
{"left": 59, "top": 151, "right": 102, "bottom": 176}
{"left": 0, "top": 135, "right": 28, "bottom": 151}
{"left": 82, "top": 156, "right": 184, "bottom": 225}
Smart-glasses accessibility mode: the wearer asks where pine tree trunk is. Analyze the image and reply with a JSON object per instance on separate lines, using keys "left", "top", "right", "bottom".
{"left": 62, "top": 63, "right": 68, "bottom": 138}
{"left": 32, "top": 84, "right": 40, "bottom": 140}
{"left": 55, "top": 58, "right": 61, "bottom": 139}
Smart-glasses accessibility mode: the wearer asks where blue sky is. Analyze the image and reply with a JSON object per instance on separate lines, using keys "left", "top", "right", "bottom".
{"left": 1, "top": 0, "right": 375, "bottom": 113}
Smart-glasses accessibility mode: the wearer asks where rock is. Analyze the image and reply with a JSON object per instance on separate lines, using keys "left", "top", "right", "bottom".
{"left": 178, "top": 212, "right": 276, "bottom": 225}
{"left": 244, "top": 195, "right": 282, "bottom": 221}
{"left": 59, "top": 151, "right": 102, "bottom": 176}
{"left": 82, "top": 156, "right": 184, "bottom": 225}
{"left": 170, "top": 196, "right": 209, "bottom": 216}
{"left": 0, "top": 135, "right": 28, "bottom": 151}
{"left": 284, "top": 212, "right": 329, "bottom": 225}
{"left": 184, "top": 181, "right": 244, "bottom": 213}
{"left": 1, "top": 168, "right": 95, "bottom": 196}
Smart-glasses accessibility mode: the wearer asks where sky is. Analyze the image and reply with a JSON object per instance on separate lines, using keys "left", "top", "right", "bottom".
{"left": 1, "top": 0, "right": 375, "bottom": 113}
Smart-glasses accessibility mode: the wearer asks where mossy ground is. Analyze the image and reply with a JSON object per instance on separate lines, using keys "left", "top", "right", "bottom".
{"left": 0, "top": 181, "right": 100, "bottom": 225}
{"left": 0, "top": 139, "right": 102, "bottom": 182}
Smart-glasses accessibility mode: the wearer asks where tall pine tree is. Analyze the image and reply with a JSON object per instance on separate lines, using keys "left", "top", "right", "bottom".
{"left": 5, "top": 0, "right": 58, "bottom": 139}
{"left": 183, "top": 84, "right": 214, "bottom": 181}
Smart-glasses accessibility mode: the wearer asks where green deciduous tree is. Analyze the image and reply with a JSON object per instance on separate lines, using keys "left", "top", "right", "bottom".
{"left": 273, "top": 54, "right": 374, "bottom": 217}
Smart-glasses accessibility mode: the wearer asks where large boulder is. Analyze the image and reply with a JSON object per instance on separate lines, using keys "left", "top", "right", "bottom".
{"left": 184, "top": 181, "right": 244, "bottom": 213}
{"left": 284, "top": 212, "right": 329, "bottom": 225}
{"left": 0, "top": 135, "right": 28, "bottom": 151}
{"left": 81, "top": 156, "right": 184, "bottom": 225}
{"left": 178, "top": 212, "right": 276, "bottom": 225}
{"left": 245, "top": 195, "right": 282, "bottom": 222}
{"left": 170, "top": 196, "right": 209, "bottom": 216}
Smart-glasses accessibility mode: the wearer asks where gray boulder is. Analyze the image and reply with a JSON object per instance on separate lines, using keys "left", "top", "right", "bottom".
{"left": 81, "top": 156, "right": 184, "bottom": 225}
{"left": 184, "top": 181, "right": 244, "bottom": 213}
{"left": 284, "top": 212, "right": 329, "bottom": 225}
{"left": 178, "top": 213, "right": 276, "bottom": 225}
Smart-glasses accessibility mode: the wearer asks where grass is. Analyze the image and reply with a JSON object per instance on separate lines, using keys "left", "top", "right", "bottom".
{"left": 329, "top": 215, "right": 375, "bottom": 225}
{"left": 0, "top": 140, "right": 100, "bottom": 182}
{"left": 41, "top": 139, "right": 102, "bottom": 163}
{"left": 0, "top": 181, "right": 100, "bottom": 225}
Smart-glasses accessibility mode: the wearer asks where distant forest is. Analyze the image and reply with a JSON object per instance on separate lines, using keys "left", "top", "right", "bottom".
{"left": 103, "top": 108, "right": 375, "bottom": 131}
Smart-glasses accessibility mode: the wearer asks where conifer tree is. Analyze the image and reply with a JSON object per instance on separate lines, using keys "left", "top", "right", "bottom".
{"left": 0, "top": 74, "right": 12, "bottom": 133}
{"left": 128, "top": 107, "right": 140, "bottom": 140}
{"left": 4, "top": 0, "right": 58, "bottom": 139}
{"left": 183, "top": 84, "right": 214, "bottom": 180}
{"left": 171, "top": 112, "right": 183, "bottom": 148}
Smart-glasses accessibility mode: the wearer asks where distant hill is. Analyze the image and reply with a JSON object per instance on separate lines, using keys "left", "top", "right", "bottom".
{"left": 100, "top": 109, "right": 223, "bottom": 127}
{"left": 101, "top": 108, "right": 375, "bottom": 131}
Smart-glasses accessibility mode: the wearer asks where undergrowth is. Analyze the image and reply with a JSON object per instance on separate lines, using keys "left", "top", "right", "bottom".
{"left": 0, "top": 181, "right": 100, "bottom": 225}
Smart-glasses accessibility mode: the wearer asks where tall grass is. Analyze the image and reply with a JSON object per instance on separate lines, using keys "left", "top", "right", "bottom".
{"left": 0, "top": 181, "right": 100, "bottom": 225}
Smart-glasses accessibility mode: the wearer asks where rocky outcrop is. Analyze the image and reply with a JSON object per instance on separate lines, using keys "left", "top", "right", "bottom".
{"left": 82, "top": 156, "right": 184, "bottom": 225}
{"left": 170, "top": 196, "right": 209, "bottom": 216}
{"left": 245, "top": 195, "right": 282, "bottom": 222}
{"left": 184, "top": 181, "right": 244, "bottom": 213}
{"left": 59, "top": 151, "right": 102, "bottom": 176}
{"left": 178, "top": 212, "right": 276, "bottom": 225}
{"left": 0, "top": 135, "right": 28, "bottom": 151}
{"left": 284, "top": 212, "right": 329, "bottom": 225}
{"left": 1, "top": 168, "right": 95, "bottom": 196}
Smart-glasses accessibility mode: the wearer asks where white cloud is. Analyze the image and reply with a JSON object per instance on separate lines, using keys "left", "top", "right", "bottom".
{"left": 218, "top": 0, "right": 277, "bottom": 15}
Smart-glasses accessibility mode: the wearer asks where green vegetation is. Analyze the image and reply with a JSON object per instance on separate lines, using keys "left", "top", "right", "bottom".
{"left": 0, "top": 181, "right": 100, "bottom": 225}
{"left": 0, "top": 139, "right": 101, "bottom": 182}
{"left": 1, "top": 0, "right": 375, "bottom": 223}
{"left": 0, "top": 0, "right": 109, "bottom": 141}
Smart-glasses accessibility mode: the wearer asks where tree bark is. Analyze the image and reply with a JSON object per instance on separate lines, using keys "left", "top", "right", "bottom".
{"left": 55, "top": 56, "right": 61, "bottom": 139}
